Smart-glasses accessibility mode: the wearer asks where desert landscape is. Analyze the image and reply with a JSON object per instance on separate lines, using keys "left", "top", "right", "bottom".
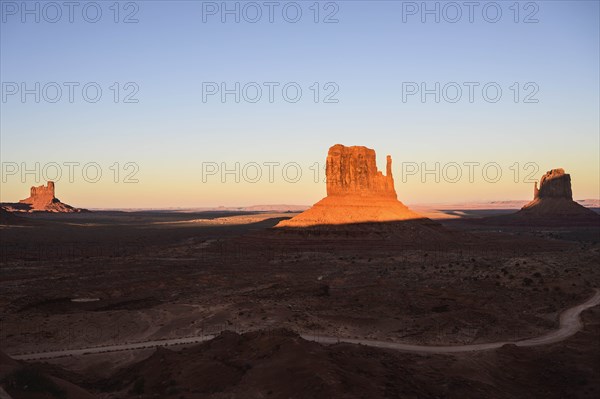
{"left": 2, "top": 1, "right": 599, "bottom": 398}
{"left": 1, "top": 144, "right": 599, "bottom": 398}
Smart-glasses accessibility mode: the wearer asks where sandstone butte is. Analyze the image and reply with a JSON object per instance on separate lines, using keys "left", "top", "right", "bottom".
{"left": 518, "top": 168, "right": 598, "bottom": 217}
{"left": 276, "top": 144, "right": 423, "bottom": 227}
{"left": 18, "top": 181, "right": 80, "bottom": 212}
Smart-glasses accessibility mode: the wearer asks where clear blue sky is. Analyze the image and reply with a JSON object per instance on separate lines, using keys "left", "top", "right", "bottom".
{"left": 1, "top": 0, "right": 598, "bottom": 207}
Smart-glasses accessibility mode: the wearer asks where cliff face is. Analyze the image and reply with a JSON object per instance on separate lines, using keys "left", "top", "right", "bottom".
{"left": 326, "top": 144, "right": 396, "bottom": 198}
{"left": 20, "top": 181, "right": 56, "bottom": 209}
{"left": 533, "top": 169, "right": 573, "bottom": 200}
{"left": 18, "top": 181, "right": 81, "bottom": 212}
{"left": 519, "top": 168, "right": 597, "bottom": 220}
{"left": 276, "top": 145, "right": 423, "bottom": 228}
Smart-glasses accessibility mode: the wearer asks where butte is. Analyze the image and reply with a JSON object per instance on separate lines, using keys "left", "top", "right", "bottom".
{"left": 517, "top": 168, "right": 599, "bottom": 220}
{"left": 487, "top": 169, "right": 599, "bottom": 226}
{"left": 276, "top": 144, "right": 423, "bottom": 227}
{"left": 17, "top": 181, "right": 84, "bottom": 212}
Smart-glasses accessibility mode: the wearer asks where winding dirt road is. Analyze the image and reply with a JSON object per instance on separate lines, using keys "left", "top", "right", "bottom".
{"left": 12, "top": 289, "right": 600, "bottom": 361}
{"left": 308, "top": 289, "right": 600, "bottom": 353}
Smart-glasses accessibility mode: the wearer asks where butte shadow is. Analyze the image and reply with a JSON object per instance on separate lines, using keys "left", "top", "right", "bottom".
{"left": 0, "top": 207, "right": 30, "bottom": 225}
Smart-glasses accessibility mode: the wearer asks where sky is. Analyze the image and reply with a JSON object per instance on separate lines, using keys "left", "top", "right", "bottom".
{"left": 1, "top": 0, "right": 599, "bottom": 208}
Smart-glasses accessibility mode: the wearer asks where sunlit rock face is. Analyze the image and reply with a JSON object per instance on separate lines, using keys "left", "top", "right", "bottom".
{"left": 326, "top": 144, "right": 396, "bottom": 198}
{"left": 20, "top": 181, "right": 56, "bottom": 209}
{"left": 276, "top": 144, "right": 423, "bottom": 227}
{"left": 19, "top": 181, "right": 80, "bottom": 212}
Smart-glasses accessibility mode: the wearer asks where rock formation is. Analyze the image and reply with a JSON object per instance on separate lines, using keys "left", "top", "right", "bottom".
{"left": 276, "top": 145, "right": 424, "bottom": 227}
{"left": 326, "top": 145, "right": 396, "bottom": 198}
{"left": 17, "top": 181, "right": 82, "bottom": 212}
{"left": 20, "top": 181, "right": 56, "bottom": 209}
{"left": 532, "top": 168, "right": 573, "bottom": 200}
{"left": 517, "top": 168, "right": 598, "bottom": 221}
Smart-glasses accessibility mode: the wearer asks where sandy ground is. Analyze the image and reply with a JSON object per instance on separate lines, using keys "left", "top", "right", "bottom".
{"left": 1, "top": 210, "right": 599, "bottom": 397}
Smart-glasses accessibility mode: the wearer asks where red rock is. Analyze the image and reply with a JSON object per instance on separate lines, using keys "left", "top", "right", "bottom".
{"left": 532, "top": 168, "right": 573, "bottom": 200}
{"left": 18, "top": 181, "right": 82, "bottom": 212}
{"left": 519, "top": 168, "right": 598, "bottom": 219}
{"left": 326, "top": 144, "right": 396, "bottom": 198}
{"left": 20, "top": 181, "right": 56, "bottom": 209}
{"left": 276, "top": 145, "right": 423, "bottom": 227}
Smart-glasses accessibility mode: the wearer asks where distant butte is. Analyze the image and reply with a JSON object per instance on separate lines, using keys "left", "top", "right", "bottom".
{"left": 532, "top": 168, "right": 573, "bottom": 201}
{"left": 17, "top": 181, "right": 84, "bottom": 213}
{"left": 479, "top": 168, "right": 600, "bottom": 226}
{"left": 518, "top": 168, "right": 598, "bottom": 218}
{"left": 276, "top": 144, "right": 424, "bottom": 227}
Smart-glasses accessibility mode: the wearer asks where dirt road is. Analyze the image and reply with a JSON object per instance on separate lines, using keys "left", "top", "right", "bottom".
{"left": 12, "top": 289, "right": 600, "bottom": 361}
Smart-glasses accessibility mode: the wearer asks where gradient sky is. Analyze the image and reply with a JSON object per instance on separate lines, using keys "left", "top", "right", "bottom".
{"left": 1, "top": 0, "right": 598, "bottom": 208}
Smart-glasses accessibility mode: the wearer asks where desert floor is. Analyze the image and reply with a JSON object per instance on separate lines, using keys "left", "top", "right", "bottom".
{"left": 1, "top": 209, "right": 599, "bottom": 398}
